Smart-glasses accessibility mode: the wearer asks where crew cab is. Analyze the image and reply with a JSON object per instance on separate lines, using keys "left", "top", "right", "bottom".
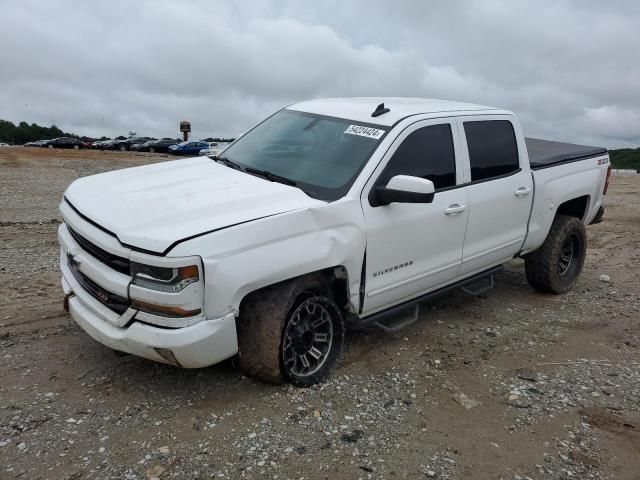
{"left": 58, "top": 98, "right": 611, "bottom": 385}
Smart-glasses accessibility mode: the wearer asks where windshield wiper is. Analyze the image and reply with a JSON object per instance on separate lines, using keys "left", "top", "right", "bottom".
{"left": 211, "top": 155, "right": 243, "bottom": 171}
{"left": 212, "top": 155, "right": 297, "bottom": 187}
{"left": 243, "top": 167, "right": 298, "bottom": 187}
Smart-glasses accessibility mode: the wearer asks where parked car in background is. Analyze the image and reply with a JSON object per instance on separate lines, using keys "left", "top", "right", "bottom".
{"left": 198, "top": 142, "right": 230, "bottom": 156}
{"left": 110, "top": 137, "right": 155, "bottom": 151}
{"left": 0, "top": 142, "right": 11, "bottom": 147}
{"left": 91, "top": 139, "right": 112, "bottom": 149}
{"left": 168, "top": 140, "right": 209, "bottom": 156}
{"left": 99, "top": 139, "right": 118, "bottom": 150}
{"left": 132, "top": 138, "right": 179, "bottom": 153}
{"left": 130, "top": 140, "right": 154, "bottom": 152}
{"left": 24, "top": 139, "right": 51, "bottom": 147}
{"left": 46, "top": 137, "right": 85, "bottom": 149}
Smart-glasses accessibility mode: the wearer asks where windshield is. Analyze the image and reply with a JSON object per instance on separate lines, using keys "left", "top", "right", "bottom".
{"left": 222, "top": 110, "right": 388, "bottom": 201}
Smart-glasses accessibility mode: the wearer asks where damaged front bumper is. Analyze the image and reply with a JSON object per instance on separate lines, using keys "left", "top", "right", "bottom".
{"left": 61, "top": 255, "right": 238, "bottom": 368}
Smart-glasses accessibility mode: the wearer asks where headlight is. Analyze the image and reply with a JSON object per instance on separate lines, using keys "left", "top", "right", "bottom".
{"left": 130, "top": 262, "right": 199, "bottom": 293}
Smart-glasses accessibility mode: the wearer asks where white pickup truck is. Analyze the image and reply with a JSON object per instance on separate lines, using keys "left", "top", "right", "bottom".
{"left": 59, "top": 98, "right": 612, "bottom": 385}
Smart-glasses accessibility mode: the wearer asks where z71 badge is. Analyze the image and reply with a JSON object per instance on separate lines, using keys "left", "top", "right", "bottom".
{"left": 598, "top": 158, "right": 609, "bottom": 165}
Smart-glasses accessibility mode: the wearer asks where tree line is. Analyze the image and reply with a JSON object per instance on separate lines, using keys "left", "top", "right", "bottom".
{"left": 0, "top": 119, "right": 80, "bottom": 144}
{"left": 608, "top": 148, "right": 640, "bottom": 170}
{"left": 0, "top": 119, "right": 235, "bottom": 145}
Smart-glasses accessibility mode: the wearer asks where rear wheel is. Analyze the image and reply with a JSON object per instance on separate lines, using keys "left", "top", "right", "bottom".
{"left": 525, "top": 215, "right": 587, "bottom": 294}
{"left": 237, "top": 275, "right": 345, "bottom": 386}
{"left": 149, "top": 147, "right": 155, "bottom": 153}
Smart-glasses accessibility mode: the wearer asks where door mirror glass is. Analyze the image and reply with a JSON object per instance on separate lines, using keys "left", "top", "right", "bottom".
{"left": 371, "top": 175, "right": 435, "bottom": 207}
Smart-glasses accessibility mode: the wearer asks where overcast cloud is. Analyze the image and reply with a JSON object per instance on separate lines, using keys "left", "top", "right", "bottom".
{"left": 1, "top": 0, "right": 638, "bottom": 147}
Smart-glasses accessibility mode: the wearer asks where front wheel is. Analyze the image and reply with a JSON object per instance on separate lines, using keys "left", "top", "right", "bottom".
{"left": 119, "top": 144, "right": 127, "bottom": 151}
{"left": 525, "top": 215, "right": 587, "bottom": 294}
{"left": 237, "top": 276, "right": 345, "bottom": 386}
{"left": 149, "top": 147, "right": 155, "bottom": 153}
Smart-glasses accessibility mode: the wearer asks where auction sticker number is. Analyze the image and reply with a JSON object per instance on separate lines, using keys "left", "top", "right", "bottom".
{"left": 344, "top": 125, "right": 385, "bottom": 139}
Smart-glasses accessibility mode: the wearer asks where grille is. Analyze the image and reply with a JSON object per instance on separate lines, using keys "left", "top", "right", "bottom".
{"left": 68, "top": 226, "right": 130, "bottom": 275}
{"left": 67, "top": 253, "right": 131, "bottom": 315}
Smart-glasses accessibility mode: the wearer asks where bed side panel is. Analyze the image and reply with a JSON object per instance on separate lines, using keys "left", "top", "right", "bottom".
{"left": 522, "top": 155, "right": 609, "bottom": 253}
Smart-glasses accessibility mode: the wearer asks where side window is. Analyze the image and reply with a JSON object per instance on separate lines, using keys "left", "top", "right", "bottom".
{"left": 464, "top": 120, "right": 519, "bottom": 182}
{"left": 378, "top": 124, "right": 456, "bottom": 190}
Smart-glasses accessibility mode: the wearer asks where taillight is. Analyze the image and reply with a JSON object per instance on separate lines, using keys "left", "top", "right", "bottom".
{"left": 603, "top": 165, "right": 612, "bottom": 195}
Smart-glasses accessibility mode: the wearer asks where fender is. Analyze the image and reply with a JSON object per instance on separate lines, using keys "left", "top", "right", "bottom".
{"left": 169, "top": 198, "right": 367, "bottom": 319}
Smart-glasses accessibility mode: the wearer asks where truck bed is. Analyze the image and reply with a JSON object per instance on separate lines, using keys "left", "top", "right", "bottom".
{"left": 525, "top": 137, "right": 607, "bottom": 170}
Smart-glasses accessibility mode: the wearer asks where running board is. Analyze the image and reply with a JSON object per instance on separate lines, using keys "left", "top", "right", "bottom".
{"left": 460, "top": 274, "right": 494, "bottom": 296}
{"left": 371, "top": 305, "right": 420, "bottom": 333}
{"left": 351, "top": 265, "right": 503, "bottom": 332}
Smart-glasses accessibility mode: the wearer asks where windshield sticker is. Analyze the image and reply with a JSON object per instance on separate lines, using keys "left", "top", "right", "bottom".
{"left": 344, "top": 124, "right": 385, "bottom": 139}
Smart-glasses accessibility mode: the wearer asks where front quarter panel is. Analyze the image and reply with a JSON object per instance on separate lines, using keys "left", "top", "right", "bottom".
{"left": 168, "top": 199, "right": 366, "bottom": 318}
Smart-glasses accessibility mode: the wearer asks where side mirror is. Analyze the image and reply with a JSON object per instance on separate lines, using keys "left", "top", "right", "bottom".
{"left": 370, "top": 175, "right": 435, "bottom": 207}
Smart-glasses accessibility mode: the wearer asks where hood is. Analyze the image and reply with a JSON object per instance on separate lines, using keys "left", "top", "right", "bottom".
{"left": 64, "top": 156, "right": 324, "bottom": 253}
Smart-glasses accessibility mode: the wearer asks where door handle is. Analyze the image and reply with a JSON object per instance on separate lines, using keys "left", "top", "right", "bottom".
{"left": 515, "top": 187, "right": 531, "bottom": 197}
{"left": 444, "top": 204, "right": 466, "bottom": 215}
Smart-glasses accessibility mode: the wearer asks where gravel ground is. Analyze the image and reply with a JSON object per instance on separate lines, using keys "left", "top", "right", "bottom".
{"left": 1, "top": 147, "right": 639, "bottom": 479}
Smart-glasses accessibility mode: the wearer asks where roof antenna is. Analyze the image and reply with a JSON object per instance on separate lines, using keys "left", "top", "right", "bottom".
{"left": 371, "top": 102, "right": 390, "bottom": 118}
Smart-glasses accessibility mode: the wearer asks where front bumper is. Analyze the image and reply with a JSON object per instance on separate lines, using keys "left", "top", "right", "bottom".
{"left": 61, "top": 251, "right": 238, "bottom": 369}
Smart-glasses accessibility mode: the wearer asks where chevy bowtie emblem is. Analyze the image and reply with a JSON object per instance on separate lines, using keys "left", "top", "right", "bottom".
{"left": 95, "top": 290, "right": 109, "bottom": 302}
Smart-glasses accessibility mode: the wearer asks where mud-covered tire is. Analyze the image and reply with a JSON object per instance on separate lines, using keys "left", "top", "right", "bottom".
{"left": 237, "top": 274, "right": 345, "bottom": 386}
{"left": 525, "top": 215, "right": 587, "bottom": 294}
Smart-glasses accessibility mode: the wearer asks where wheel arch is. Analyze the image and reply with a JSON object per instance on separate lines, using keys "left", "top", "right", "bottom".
{"left": 521, "top": 191, "right": 594, "bottom": 255}
{"left": 555, "top": 195, "right": 590, "bottom": 222}
{"left": 237, "top": 265, "right": 352, "bottom": 315}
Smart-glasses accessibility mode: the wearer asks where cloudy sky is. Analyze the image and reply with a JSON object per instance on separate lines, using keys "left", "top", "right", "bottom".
{"left": 1, "top": 0, "right": 638, "bottom": 147}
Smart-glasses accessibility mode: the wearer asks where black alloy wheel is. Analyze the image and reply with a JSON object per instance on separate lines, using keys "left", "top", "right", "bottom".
{"left": 282, "top": 297, "right": 334, "bottom": 377}
{"left": 558, "top": 234, "right": 578, "bottom": 276}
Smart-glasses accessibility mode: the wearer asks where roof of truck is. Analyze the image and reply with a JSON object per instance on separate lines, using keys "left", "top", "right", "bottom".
{"left": 287, "top": 97, "right": 503, "bottom": 126}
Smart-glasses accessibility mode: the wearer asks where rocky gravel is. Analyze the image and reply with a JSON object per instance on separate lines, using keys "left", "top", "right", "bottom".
{"left": 1, "top": 147, "right": 639, "bottom": 479}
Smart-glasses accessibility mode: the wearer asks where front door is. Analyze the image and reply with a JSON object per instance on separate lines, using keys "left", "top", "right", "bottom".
{"left": 361, "top": 120, "right": 468, "bottom": 314}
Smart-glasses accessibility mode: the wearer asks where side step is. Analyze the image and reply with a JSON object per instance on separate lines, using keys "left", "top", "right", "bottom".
{"left": 371, "top": 305, "right": 420, "bottom": 333}
{"left": 351, "top": 265, "right": 503, "bottom": 332}
{"left": 460, "top": 274, "right": 494, "bottom": 296}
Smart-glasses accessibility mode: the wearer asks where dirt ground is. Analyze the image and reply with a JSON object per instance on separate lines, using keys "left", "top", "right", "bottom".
{"left": 1, "top": 146, "right": 639, "bottom": 480}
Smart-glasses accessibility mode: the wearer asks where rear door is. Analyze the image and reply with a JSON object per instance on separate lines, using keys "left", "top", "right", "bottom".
{"left": 361, "top": 119, "right": 469, "bottom": 314}
{"left": 456, "top": 116, "right": 533, "bottom": 275}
